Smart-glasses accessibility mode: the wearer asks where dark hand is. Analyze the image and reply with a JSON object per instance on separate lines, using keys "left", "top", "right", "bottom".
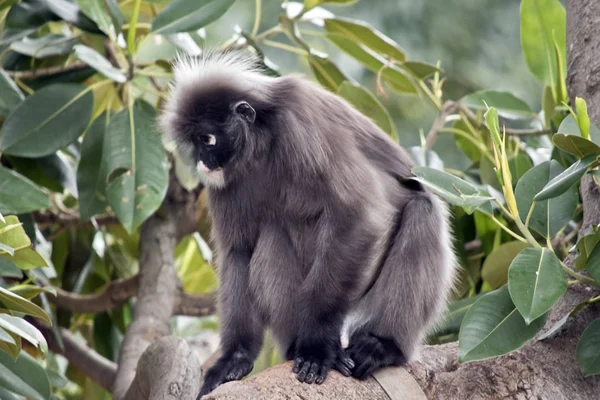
{"left": 197, "top": 350, "right": 254, "bottom": 398}
{"left": 288, "top": 336, "right": 355, "bottom": 384}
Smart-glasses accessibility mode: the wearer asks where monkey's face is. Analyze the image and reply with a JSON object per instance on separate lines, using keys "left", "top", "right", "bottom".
{"left": 170, "top": 91, "right": 257, "bottom": 188}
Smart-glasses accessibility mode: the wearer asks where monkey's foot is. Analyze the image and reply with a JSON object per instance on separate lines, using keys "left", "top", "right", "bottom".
{"left": 288, "top": 337, "right": 354, "bottom": 384}
{"left": 346, "top": 331, "right": 406, "bottom": 379}
{"left": 197, "top": 350, "right": 254, "bottom": 398}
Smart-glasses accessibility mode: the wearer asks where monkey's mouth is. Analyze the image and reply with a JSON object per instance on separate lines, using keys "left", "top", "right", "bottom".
{"left": 196, "top": 161, "right": 222, "bottom": 175}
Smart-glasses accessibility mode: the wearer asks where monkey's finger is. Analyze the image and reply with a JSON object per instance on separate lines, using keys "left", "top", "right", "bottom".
{"left": 315, "top": 365, "right": 331, "bottom": 385}
{"left": 344, "top": 356, "right": 355, "bottom": 369}
{"left": 292, "top": 357, "right": 304, "bottom": 373}
{"left": 334, "top": 359, "right": 352, "bottom": 377}
{"left": 353, "top": 359, "right": 376, "bottom": 380}
{"left": 296, "top": 362, "right": 311, "bottom": 382}
{"left": 305, "top": 362, "right": 320, "bottom": 384}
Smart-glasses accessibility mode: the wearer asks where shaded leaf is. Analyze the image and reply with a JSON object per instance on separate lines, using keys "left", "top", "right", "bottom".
{"left": 77, "top": 0, "right": 119, "bottom": 39}
{"left": 324, "top": 17, "right": 406, "bottom": 61}
{"left": 576, "top": 320, "right": 600, "bottom": 377}
{"left": 482, "top": 241, "right": 531, "bottom": 289}
{"left": 10, "top": 34, "right": 76, "bottom": 58}
{"left": 515, "top": 160, "right": 578, "bottom": 238}
{"left": 152, "top": 0, "right": 236, "bottom": 35}
{"left": 460, "top": 90, "right": 533, "bottom": 119}
{"left": 45, "top": 0, "right": 101, "bottom": 33}
{"left": 534, "top": 155, "right": 598, "bottom": 201}
{"left": 575, "top": 226, "right": 600, "bottom": 271}
{"left": 7, "top": 152, "right": 78, "bottom": 196}
{"left": 0, "top": 179, "right": 48, "bottom": 224}
{"left": 434, "top": 293, "right": 484, "bottom": 336}
{"left": 407, "top": 147, "right": 444, "bottom": 170}
{"left": 458, "top": 285, "right": 547, "bottom": 363}
{"left": 411, "top": 166, "right": 494, "bottom": 214}
{"left": 0, "top": 69, "right": 24, "bottom": 117}
{"left": 73, "top": 45, "right": 126, "bottom": 83}
{"left": 552, "top": 133, "right": 600, "bottom": 159}
{"left": 5, "top": 1, "right": 57, "bottom": 30}
{"left": 0, "top": 84, "right": 94, "bottom": 157}
{"left": 558, "top": 114, "right": 600, "bottom": 144}
{"left": 77, "top": 112, "right": 110, "bottom": 220}
{"left": 400, "top": 61, "right": 440, "bottom": 80}
{"left": 508, "top": 248, "right": 566, "bottom": 324}
{"left": 0, "top": 287, "right": 50, "bottom": 323}
{"left": 103, "top": 102, "right": 169, "bottom": 233}
{"left": 337, "top": 81, "right": 397, "bottom": 140}
{"left": 0, "top": 258, "right": 22, "bottom": 279}
{"left": 307, "top": 52, "right": 347, "bottom": 91}
{"left": 0, "top": 350, "right": 50, "bottom": 400}
{"left": 0, "top": 314, "right": 47, "bottom": 354}
{"left": 587, "top": 243, "right": 600, "bottom": 284}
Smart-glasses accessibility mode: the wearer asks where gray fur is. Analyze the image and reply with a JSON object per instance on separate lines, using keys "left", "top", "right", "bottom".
{"left": 159, "top": 50, "right": 457, "bottom": 395}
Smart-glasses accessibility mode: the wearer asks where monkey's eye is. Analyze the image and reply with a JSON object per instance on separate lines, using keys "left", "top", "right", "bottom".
{"left": 200, "top": 134, "right": 216, "bottom": 147}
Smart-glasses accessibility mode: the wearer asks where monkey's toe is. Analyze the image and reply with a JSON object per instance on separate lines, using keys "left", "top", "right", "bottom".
{"left": 346, "top": 332, "right": 406, "bottom": 379}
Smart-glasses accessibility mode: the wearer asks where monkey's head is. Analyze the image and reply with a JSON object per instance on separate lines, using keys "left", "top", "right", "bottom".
{"left": 159, "top": 50, "right": 275, "bottom": 188}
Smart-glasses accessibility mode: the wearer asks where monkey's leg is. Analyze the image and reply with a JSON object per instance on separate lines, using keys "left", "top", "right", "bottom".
{"left": 289, "top": 212, "right": 376, "bottom": 384}
{"left": 346, "top": 193, "right": 455, "bottom": 379}
{"left": 198, "top": 249, "right": 264, "bottom": 398}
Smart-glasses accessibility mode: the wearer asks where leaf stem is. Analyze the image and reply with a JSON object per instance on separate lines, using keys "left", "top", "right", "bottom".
{"left": 127, "top": 0, "right": 142, "bottom": 55}
{"left": 251, "top": 0, "right": 262, "bottom": 38}
{"left": 262, "top": 40, "right": 308, "bottom": 55}
{"left": 489, "top": 215, "right": 528, "bottom": 243}
{"left": 561, "top": 264, "right": 599, "bottom": 286}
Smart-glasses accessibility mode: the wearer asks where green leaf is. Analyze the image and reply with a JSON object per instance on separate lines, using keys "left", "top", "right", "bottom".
{"left": 103, "top": 102, "right": 169, "bottom": 233}
{"left": 515, "top": 160, "right": 578, "bottom": 238}
{"left": 576, "top": 319, "right": 600, "bottom": 377}
{"left": 326, "top": 33, "right": 417, "bottom": 94}
{"left": 0, "top": 84, "right": 93, "bottom": 157}
{"left": 434, "top": 294, "right": 484, "bottom": 336}
{"left": 304, "top": 0, "right": 358, "bottom": 9}
{"left": 0, "top": 314, "right": 47, "bottom": 354}
{"left": 0, "top": 69, "right": 24, "bottom": 117}
{"left": 152, "top": 0, "right": 236, "bottom": 35}
{"left": 0, "top": 350, "right": 50, "bottom": 400}
{"left": 552, "top": 133, "right": 600, "bottom": 159}
{"left": 534, "top": 155, "right": 598, "bottom": 201}
{"left": 78, "top": 112, "right": 111, "bottom": 220}
{"left": 77, "top": 0, "right": 119, "bottom": 39}
{"left": 337, "top": 81, "right": 397, "bottom": 141}
{"left": 2, "top": 248, "right": 47, "bottom": 271}
{"left": 0, "top": 258, "right": 22, "bottom": 279}
{"left": 10, "top": 34, "right": 77, "bottom": 58}
{"left": 0, "top": 287, "right": 50, "bottom": 324}
{"left": 0, "top": 0, "right": 19, "bottom": 11}
{"left": 411, "top": 166, "right": 494, "bottom": 214}
{"left": 407, "top": 147, "right": 444, "bottom": 170}
{"left": 399, "top": 61, "right": 440, "bottom": 80}
{"left": 0, "top": 327, "right": 15, "bottom": 345}
{"left": 9, "top": 284, "right": 56, "bottom": 300}
{"left": 482, "top": 241, "right": 531, "bottom": 289}
{"left": 45, "top": 0, "right": 101, "bottom": 33}
{"left": 587, "top": 243, "right": 600, "bottom": 284}
{"left": 575, "top": 97, "right": 590, "bottom": 140}
{"left": 323, "top": 17, "right": 406, "bottom": 61}
{"left": 307, "top": 53, "right": 347, "bottom": 91}
{"left": 7, "top": 152, "right": 78, "bottom": 196}
{"left": 73, "top": 45, "right": 126, "bottom": 83}
{"left": 5, "top": 1, "right": 56, "bottom": 30}
{"left": 508, "top": 248, "right": 566, "bottom": 324}
{"left": 558, "top": 113, "right": 600, "bottom": 144}
{"left": 575, "top": 226, "right": 600, "bottom": 271}
{"left": 520, "top": 0, "right": 566, "bottom": 88}
{"left": 460, "top": 90, "right": 533, "bottom": 120}
{"left": 458, "top": 285, "right": 547, "bottom": 363}
{"left": 0, "top": 168, "right": 50, "bottom": 215}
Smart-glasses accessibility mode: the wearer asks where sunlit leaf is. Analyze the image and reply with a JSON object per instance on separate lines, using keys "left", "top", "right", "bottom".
{"left": 460, "top": 90, "right": 533, "bottom": 120}
{"left": 73, "top": 45, "right": 126, "bottom": 83}
{"left": 482, "top": 241, "right": 531, "bottom": 289}
{"left": 337, "top": 81, "right": 397, "bottom": 140}
{"left": 576, "top": 320, "right": 600, "bottom": 377}
{"left": 10, "top": 34, "right": 77, "bottom": 58}
{"left": 0, "top": 350, "right": 50, "bottom": 400}
{"left": 152, "top": 0, "right": 236, "bottom": 35}
{"left": 515, "top": 160, "right": 578, "bottom": 238}
{"left": 0, "top": 287, "right": 50, "bottom": 323}
{"left": 508, "top": 248, "right": 566, "bottom": 324}
{"left": 0, "top": 84, "right": 93, "bottom": 158}
{"left": 0, "top": 314, "right": 47, "bottom": 354}
{"left": 534, "top": 155, "right": 598, "bottom": 201}
{"left": 0, "top": 69, "right": 24, "bottom": 117}
{"left": 77, "top": 0, "right": 119, "bottom": 39}
{"left": 45, "top": 0, "right": 101, "bottom": 33}
{"left": 103, "top": 101, "right": 169, "bottom": 233}
{"left": 575, "top": 97, "right": 591, "bottom": 140}
{"left": 458, "top": 285, "right": 547, "bottom": 363}
{"left": 307, "top": 52, "right": 347, "bottom": 91}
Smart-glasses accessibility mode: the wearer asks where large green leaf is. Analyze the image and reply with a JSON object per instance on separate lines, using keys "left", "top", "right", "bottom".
{"left": 460, "top": 90, "right": 533, "bottom": 120}
{"left": 0, "top": 287, "right": 51, "bottom": 324}
{"left": 307, "top": 53, "right": 347, "bottom": 91}
{"left": 508, "top": 248, "right": 566, "bottom": 324}
{"left": 77, "top": 0, "right": 119, "bottom": 39}
{"left": 324, "top": 17, "right": 406, "bottom": 61}
{"left": 77, "top": 112, "right": 110, "bottom": 220}
{"left": 0, "top": 84, "right": 93, "bottom": 157}
{"left": 576, "top": 320, "right": 600, "bottom": 377}
{"left": 45, "top": 0, "right": 101, "bottom": 33}
{"left": 587, "top": 243, "right": 600, "bottom": 284}
{"left": 152, "top": 0, "right": 236, "bottom": 35}
{"left": 411, "top": 166, "right": 494, "bottom": 214}
{"left": 103, "top": 102, "right": 169, "bottom": 233}
{"left": 552, "top": 134, "right": 600, "bottom": 159}
{"left": 73, "top": 45, "right": 126, "bottom": 83}
{"left": 520, "top": 0, "right": 566, "bottom": 86}
{"left": 337, "top": 81, "right": 397, "bottom": 141}
{"left": 0, "top": 350, "right": 50, "bottom": 400}
{"left": 434, "top": 294, "right": 484, "bottom": 336}
{"left": 326, "top": 33, "right": 417, "bottom": 94}
{"left": 10, "top": 34, "right": 77, "bottom": 58}
{"left": 534, "top": 155, "right": 598, "bottom": 201}
{"left": 0, "top": 215, "right": 48, "bottom": 271}
{"left": 0, "top": 168, "right": 50, "bottom": 215}
{"left": 398, "top": 61, "right": 440, "bottom": 80}
{"left": 0, "top": 69, "right": 24, "bottom": 117}
{"left": 5, "top": 1, "right": 56, "bottom": 30}
{"left": 0, "top": 314, "right": 47, "bottom": 354}
{"left": 515, "top": 160, "right": 578, "bottom": 238}
{"left": 575, "top": 226, "right": 600, "bottom": 271}
{"left": 0, "top": 258, "right": 22, "bottom": 279}
{"left": 558, "top": 114, "right": 600, "bottom": 144}
{"left": 481, "top": 241, "right": 531, "bottom": 289}
{"left": 458, "top": 285, "right": 547, "bottom": 363}
{"left": 7, "top": 152, "right": 78, "bottom": 196}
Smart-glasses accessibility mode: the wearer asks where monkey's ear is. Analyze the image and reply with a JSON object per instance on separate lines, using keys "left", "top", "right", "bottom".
{"left": 235, "top": 101, "right": 256, "bottom": 123}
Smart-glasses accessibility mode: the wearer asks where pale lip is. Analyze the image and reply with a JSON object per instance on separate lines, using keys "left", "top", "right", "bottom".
{"left": 196, "top": 161, "right": 222, "bottom": 175}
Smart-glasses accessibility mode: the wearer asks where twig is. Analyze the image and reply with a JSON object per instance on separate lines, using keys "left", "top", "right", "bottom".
{"left": 425, "top": 101, "right": 459, "bottom": 149}
{"left": 5, "top": 62, "right": 89, "bottom": 79}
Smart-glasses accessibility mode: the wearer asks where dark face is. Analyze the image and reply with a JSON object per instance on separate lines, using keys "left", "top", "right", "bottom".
{"left": 172, "top": 85, "right": 256, "bottom": 185}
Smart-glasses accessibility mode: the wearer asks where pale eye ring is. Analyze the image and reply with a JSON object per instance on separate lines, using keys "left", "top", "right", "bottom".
{"left": 201, "top": 134, "right": 216, "bottom": 146}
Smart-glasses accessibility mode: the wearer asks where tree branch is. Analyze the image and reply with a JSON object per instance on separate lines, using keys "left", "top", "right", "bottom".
{"left": 5, "top": 62, "right": 89, "bottom": 79}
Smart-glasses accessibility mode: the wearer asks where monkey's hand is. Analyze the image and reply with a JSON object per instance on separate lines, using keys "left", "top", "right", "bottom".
{"left": 197, "top": 349, "right": 254, "bottom": 398}
{"left": 288, "top": 335, "right": 355, "bottom": 384}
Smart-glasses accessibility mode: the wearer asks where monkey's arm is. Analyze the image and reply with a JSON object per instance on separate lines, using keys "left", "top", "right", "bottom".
{"left": 198, "top": 248, "right": 264, "bottom": 397}
{"left": 288, "top": 208, "right": 371, "bottom": 384}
